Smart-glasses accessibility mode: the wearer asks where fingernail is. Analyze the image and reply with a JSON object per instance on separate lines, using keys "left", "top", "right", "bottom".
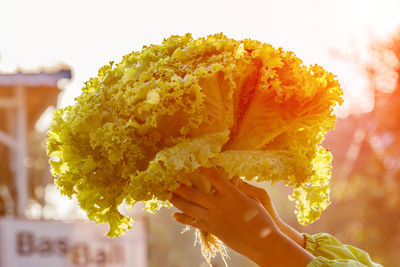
{"left": 173, "top": 213, "right": 182, "bottom": 221}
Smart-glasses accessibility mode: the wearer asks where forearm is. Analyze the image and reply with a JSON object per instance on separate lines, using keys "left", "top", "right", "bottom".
{"left": 275, "top": 219, "right": 306, "bottom": 248}
{"left": 255, "top": 230, "right": 315, "bottom": 267}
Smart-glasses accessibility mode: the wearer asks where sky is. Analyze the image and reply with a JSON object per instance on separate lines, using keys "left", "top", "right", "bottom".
{"left": 1, "top": 0, "right": 400, "bottom": 117}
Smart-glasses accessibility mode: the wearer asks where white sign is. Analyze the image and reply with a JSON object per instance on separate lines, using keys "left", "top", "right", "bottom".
{"left": 0, "top": 218, "right": 147, "bottom": 267}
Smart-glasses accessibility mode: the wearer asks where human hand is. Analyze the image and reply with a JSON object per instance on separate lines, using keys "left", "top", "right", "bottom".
{"left": 170, "top": 167, "right": 314, "bottom": 266}
{"left": 234, "top": 178, "right": 306, "bottom": 248}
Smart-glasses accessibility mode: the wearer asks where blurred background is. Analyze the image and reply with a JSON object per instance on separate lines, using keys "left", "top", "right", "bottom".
{"left": 0, "top": 0, "right": 400, "bottom": 266}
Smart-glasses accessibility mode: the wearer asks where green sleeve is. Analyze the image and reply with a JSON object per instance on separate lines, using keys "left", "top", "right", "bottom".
{"left": 303, "top": 233, "right": 383, "bottom": 267}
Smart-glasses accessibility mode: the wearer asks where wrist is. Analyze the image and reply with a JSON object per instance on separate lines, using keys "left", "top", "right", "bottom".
{"left": 275, "top": 219, "right": 306, "bottom": 248}
{"left": 252, "top": 228, "right": 285, "bottom": 265}
{"left": 253, "top": 229, "right": 314, "bottom": 267}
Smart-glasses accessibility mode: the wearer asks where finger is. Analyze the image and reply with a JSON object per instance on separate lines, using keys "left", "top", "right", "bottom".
{"left": 199, "top": 167, "right": 234, "bottom": 194}
{"left": 236, "top": 181, "right": 280, "bottom": 221}
{"left": 237, "top": 180, "right": 271, "bottom": 207}
{"left": 173, "top": 212, "right": 211, "bottom": 232}
{"left": 170, "top": 193, "right": 210, "bottom": 221}
{"left": 230, "top": 176, "right": 240, "bottom": 187}
{"left": 174, "top": 185, "right": 214, "bottom": 208}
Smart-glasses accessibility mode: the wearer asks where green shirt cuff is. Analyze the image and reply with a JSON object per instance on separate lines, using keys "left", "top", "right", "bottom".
{"left": 303, "top": 233, "right": 329, "bottom": 267}
{"left": 301, "top": 233, "right": 383, "bottom": 267}
{"left": 307, "top": 257, "right": 330, "bottom": 267}
{"left": 303, "top": 233, "right": 318, "bottom": 255}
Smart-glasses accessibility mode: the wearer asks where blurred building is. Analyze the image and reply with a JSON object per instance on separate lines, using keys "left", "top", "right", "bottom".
{"left": 0, "top": 69, "right": 151, "bottom": 267}
{"left": 0, "top": 69, "right": 71, "bottom": 217}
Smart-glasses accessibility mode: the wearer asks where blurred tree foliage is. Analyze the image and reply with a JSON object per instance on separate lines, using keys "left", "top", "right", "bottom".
{"left": 366, "top": 30, "right": 400, "bottom": 175}
{"left": 287, "top": 30, "right": 400, "bottom": 267}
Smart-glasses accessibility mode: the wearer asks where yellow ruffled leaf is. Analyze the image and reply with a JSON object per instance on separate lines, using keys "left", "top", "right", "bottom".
{"left": 47, "top": 33, "right": 343, "bottom": 237}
